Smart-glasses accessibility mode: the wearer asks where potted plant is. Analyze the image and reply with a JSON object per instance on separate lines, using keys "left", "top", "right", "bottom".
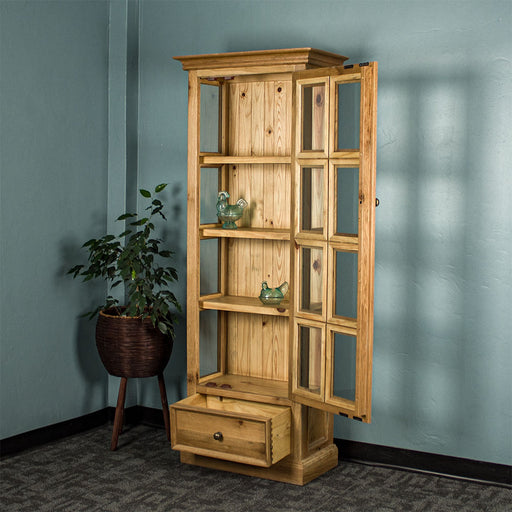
{"left": 68, "top": 183, "right": 181, "bottom": 449}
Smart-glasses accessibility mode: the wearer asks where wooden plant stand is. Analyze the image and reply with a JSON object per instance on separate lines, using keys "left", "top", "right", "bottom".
{"left": 110, "top": 373, "right": 170, "bottom": 451}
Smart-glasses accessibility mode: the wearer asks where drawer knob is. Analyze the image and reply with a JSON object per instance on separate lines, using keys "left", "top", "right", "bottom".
{"left": 213, "top": 431, "right": 223, "bottom": 441}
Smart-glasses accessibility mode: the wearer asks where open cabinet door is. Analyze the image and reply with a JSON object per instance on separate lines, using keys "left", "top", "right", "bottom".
{"left": 290, "top": 63, "right": 377, "bottom": 422}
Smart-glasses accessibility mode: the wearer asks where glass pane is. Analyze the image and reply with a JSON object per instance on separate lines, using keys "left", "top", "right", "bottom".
{"left": 200, "top": 167, "right": 220, "bottom": 224}
{"left": 335, "top": 251, "right": 358, "bottom": 319}
{"left": 301, "top": 246, "right": 323, "bottom": 315}
{"left": 337, "top": 167, "right": 359, "bottom": 235}
{"left": 301, "top": 166, "right": 324, "bottom": 233}
{"left": 298, "top": 325, "right": 322, "bottom": 394}
{"left": 332, "top": 332, "right": 356, "bottom": 401}
{"left": 200, "top": 239, "right": 218, "bottom": 295}
{"left": 200, "top": 310, "right": 219, "bottom": 378}
{"left": 302, "top": 84, "right": 325, "bottom": 151}
{"left": 337, "top": 82, "right": 360, "bottom": 150}
{"left": 200, "top": 83, "right": 220, "bottom": 153}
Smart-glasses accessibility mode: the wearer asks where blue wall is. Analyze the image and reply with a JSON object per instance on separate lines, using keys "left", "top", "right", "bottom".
{"left": 1, "top": 0, "right": 510, "bottom": 468}
{"left": 0, "top": 1, "right": 110, "bottom": 438}
{"left": 137, "top": 0, "right": 511, "bottom": 465}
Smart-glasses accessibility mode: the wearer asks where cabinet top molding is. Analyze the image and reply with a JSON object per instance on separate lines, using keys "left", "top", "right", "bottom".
{"left": 173, "top": 48, "right": 348, "bottom": 73}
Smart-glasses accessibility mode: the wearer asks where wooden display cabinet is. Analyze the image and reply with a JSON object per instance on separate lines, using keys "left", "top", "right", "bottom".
{"left": 170, "top": 49, "right": 378, "bottom": 485}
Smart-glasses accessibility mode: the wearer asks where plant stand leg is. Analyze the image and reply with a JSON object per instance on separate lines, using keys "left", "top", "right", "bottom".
{"left": 111, "top": 377, "right": 128, "bottom": 451}
{"left": 158, "top": 373, "right": 170, "bottom": 442}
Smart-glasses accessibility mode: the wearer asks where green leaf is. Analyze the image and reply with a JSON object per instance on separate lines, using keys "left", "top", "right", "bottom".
{"left": 157, "top": 321, "right": 168, "bottom": 334}
{"left": 67, "top": 183, "right": 181, "bottom": 333}
{"left": 130, "top": 218, "right": 149, "bottom": 226}
{"left": 67, "top": 264, "right": 83, "bottom": 276}
{"left": 127, "top": 302, "right": 138, "bottom": 317}
{"left": 117, "top": 213, "right": 137, "bottom": 221}
{"left": 105, "top": 297, "right": 119, "bottom": 309}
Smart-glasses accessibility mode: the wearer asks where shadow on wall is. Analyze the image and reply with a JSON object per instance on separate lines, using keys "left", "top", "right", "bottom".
{"left": 58, "top": 233, "right": 110, "bottom": 410}
{"left": 162, "top": 181, "right": 187, "bottom": 403}
{"left": 139, "top": 181, "right": 188, "bottom": 406}
{"left": 74, "top": 315, "right": 108, "bottom": 409}
{"left": 339, "top": 66, "right": 510, "bottom": 460}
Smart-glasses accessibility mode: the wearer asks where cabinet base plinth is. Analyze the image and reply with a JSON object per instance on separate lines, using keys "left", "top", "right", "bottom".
{"left": 179, "top": 443, "right": 338, "bottom": 485}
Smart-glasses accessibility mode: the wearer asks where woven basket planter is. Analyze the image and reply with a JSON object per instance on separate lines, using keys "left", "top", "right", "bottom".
{"left": 96, "top": 308, "right": 173, "bottom": 378}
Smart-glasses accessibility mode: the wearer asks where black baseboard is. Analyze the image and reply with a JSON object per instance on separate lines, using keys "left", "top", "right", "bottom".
{"left": 0, "top": 406, "right": 167, "bottom": 458}
{"left": 2, "top": 407, "right": 510, "bottom": 487}
{"left": 0, "top": 408, "right": 110, "bottom": 458}
{"left": 335, "top": 439, "right": 511, "bottom": 486}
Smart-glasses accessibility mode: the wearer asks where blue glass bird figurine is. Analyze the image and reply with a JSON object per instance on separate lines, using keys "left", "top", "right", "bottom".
{"left": 216, "top": 191, "right": 248, "bottom": 229}
{"left": 259, "top": 281, "right": 289, "bottom": 306}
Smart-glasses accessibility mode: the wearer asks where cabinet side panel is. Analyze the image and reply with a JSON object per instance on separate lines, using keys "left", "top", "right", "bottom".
{"left": 187, "top": 71, "right": 201, "bottom": 393}
{"left": 307, "top": 407, "right": 331, "bottom": 453}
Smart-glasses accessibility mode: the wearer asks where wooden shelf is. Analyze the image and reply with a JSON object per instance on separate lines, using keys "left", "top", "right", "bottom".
{"left": 197, "top": 374, "right": 291, "bottom": 406}
{"left": 199, "top": 295, "right": 290, "bottom": 317}
{"left": 200, "top": 155, "right": 291, "bottom": 165}
{"left": 200, "top": 225, "right": 291, "bottom": 240}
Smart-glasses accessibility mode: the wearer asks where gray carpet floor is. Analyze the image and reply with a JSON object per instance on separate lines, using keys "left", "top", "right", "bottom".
{"left": 1, "top": 424, "right": 510, "bottom": 512}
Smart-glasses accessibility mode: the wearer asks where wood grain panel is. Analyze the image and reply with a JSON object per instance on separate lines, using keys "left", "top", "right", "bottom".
{"left": 226, "top": 83, "right": 240, "bottom": 373}
{"left": 171, "top": 393, "right": 292, "bottom": 467}
{"left": 223, "top": 78, "right": 292, "bottom": 382}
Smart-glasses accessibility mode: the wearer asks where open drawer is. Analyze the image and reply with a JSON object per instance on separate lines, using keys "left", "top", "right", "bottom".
{"left": 170, "top": 394, "right": 291, "bottom": 467}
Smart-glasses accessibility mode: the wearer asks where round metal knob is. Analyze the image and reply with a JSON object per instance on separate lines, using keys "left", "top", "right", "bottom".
{"left": 213, "top": 431, "right": 223, "bottom": 441}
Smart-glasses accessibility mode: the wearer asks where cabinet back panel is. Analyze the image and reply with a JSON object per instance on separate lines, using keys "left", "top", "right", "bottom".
{"left": 227, "top": 80, "right": 291, "bottom": 157}
{"left": 226, "top": 78, "right": 292, "bottom": 230}
{"left": 228, "top": 164, "right": 291, "bottom": 230}
{"left": 221, "top": 77, "right": 293, "bottom": 384}
{"left": 226, "top": 312, "right": 289, "bottom": 381}
{"left": 226, "top": 239, "right": 289, "bottom": 297}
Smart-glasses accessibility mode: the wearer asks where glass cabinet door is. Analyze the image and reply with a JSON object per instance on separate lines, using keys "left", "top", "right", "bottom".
{"left": 296, "top": 78, "right": 329, "bottom": 158}
{"left": 291, "top": 63, "right": 377, "bottom": 422}
{"left": 333, "top": 79, "right": 360, "bottom": 153}
{"left": 292, "top": 320, "right": 325, "bottom": 400}
{"left": 296, "top": 242, "right": 327, "bottom": 321}
{"left": 328, "top": 163, "right": 360, "bottom": 239}
{"left": 327, "top": 245, "right": 358, "bottom": 328}
{"left": 296, "top": 161, "right": 328, "bottom": 238}
{"left": 325, "top": 326, "right": 358, "bottom": 415}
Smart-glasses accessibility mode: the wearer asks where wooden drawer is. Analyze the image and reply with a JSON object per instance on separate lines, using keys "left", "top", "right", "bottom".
{"left": 170, "top": 394, "right": 291, "bottom": 467}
